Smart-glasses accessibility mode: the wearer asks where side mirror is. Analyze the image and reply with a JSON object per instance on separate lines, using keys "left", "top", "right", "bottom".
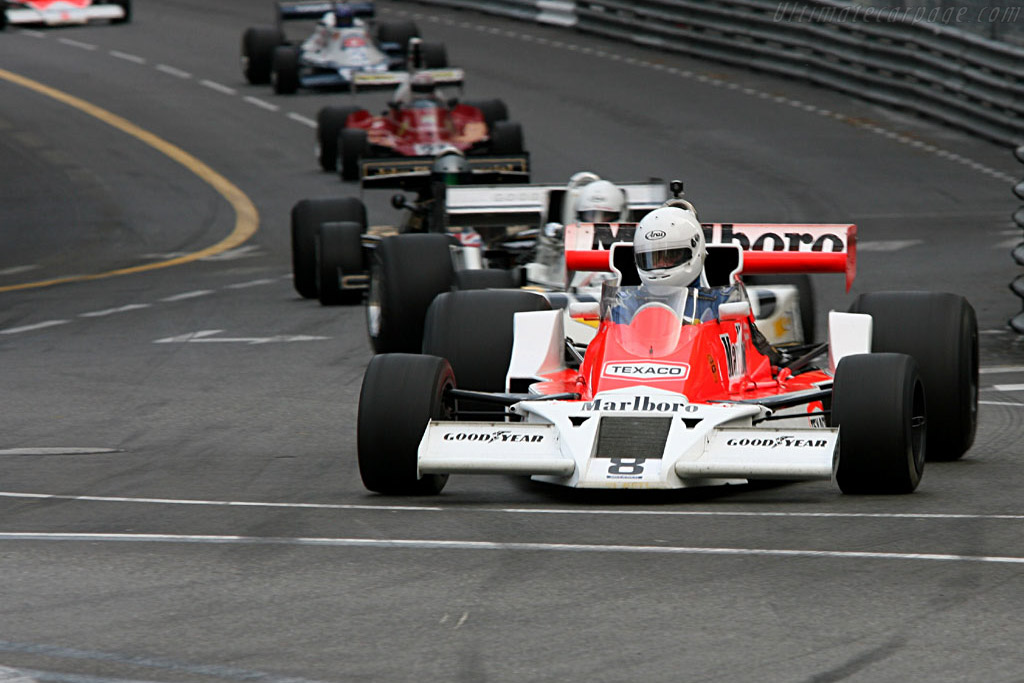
{"left": 391, "top": 194, "right": 408, "bottom": 210}
{"left": 719, "top": 301, "right": 751, "bottom": 321}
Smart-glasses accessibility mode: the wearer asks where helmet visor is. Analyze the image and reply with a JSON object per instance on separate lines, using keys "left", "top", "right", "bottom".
{"left": 635, "top": 247, "right": 693, "bottom": 272}
{"left": 577, "top": 209, "right": 620, "bottom": 223}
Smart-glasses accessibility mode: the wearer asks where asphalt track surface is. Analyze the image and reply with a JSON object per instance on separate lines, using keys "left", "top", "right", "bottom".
{"left": 1, "top": 2, "right": 1023, "bottom": 681}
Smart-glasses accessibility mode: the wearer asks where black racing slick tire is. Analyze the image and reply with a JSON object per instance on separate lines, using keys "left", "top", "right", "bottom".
{"left": 317, "top": 221, "right": 365, "bottom": 306}
{"left": 316, "top": 106, "right": 360, "bottom": 172}
{"left": 831, "top": 353, "right": 926, "bottom": 494}
{"left": 850, "top": 291, "right": 978, "bottom": 461}
{"left": 358, "top": 354, "right": 453, "bottom": 495}
{"left": 367, "top": 234, "right": 456, "bottom": 354}
{"left": 111, "top": 0, "right": 131, "bottom": 24}
{"left": 463, "top": 99, "right": 508, "bottom": 128}
{"left": 339, "top": 128, "right": 369, "bottom": 182}
{"left": 241, "top": 27, "right": 284, "bottom": 84}
{"left": 422, "top": 289, "right": 551, "bottom": 392}
{"left": 489, "top": 121, "right": 524, "bottom": 155}
{"left": 376, "top": 20, "right": 419, "bottom": 54}
{"left": 420, "top": 42, "right": 448, "bottom": 68}
{"left": 271, "top": 45, "right": 301, "bottom": 95}
{"left": 291, "top": 197, "right": 368, "bottom": 299}
{"left": 455, "top": 268, "right": 519, "bottom": 290}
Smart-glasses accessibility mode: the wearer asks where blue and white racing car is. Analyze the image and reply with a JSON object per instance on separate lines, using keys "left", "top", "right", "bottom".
{"left": 240, "top": 1, "right": 452, "bottom": 94}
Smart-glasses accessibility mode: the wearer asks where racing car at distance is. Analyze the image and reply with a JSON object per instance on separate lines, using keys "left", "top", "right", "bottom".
{"left": 0, "top": 0, "right": 130, "bottom": 28}
{"left": 315, "top": 71, "right": 521, "bottom": 180}
{"left": 357, "top": 221, "right": 979, "bottom": 497}
{"left": 362, "top": 177, "right": 815, "bottom": 357}
{"left": 240, "top": 1, "right": 451, "bottom": 95}
{"left": 289, "top": 149, "right": 531, "bottom": 306}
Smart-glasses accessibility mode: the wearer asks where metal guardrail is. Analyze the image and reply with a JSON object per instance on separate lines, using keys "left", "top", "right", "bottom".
{"left": 1013, "top": 145, "right": 1024, "bottom": 333}
{"left": 410, "top": 0, "right": 1024, "bottom": 145}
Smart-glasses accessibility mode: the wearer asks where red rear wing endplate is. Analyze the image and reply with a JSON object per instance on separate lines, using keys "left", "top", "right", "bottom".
{"left": 565, "top": 222, "right": 857, "bottom": 291}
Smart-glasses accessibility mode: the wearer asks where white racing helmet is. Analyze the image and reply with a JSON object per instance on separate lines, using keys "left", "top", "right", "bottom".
{"left": 633, "top": 206, "right": 706, "bottom": 287}
{"left": 576, "top": 179, "right": 626, "bottom": 223}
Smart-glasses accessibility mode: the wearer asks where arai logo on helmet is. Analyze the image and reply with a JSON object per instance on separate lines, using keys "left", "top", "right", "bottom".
{"left": 603, "top": 361, "right": 690, "bottom": 380}
{"left": 645, "top": 230, "right": 666, "bottom": 240}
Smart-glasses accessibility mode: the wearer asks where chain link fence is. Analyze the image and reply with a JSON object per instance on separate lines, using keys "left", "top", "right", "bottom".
{"left": 849, "top": 0, "right": 1024, "bottom": 45}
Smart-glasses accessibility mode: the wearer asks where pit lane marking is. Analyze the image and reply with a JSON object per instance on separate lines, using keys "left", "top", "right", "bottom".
{"left": 2, "top": 531, "right": 1023, "bottom": 565}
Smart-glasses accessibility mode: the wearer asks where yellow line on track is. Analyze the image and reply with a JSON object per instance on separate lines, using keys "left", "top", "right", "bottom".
{"left": 0, "top": 67, "right": 259, "bottom": 292}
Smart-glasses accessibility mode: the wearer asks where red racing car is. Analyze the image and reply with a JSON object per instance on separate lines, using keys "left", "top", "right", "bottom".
{"left": 1, "top": 0, "right": 129, "bottom": 27}
{"left": 357, "top": 218, "right": 978, "bottom": 497}
{"left": 316, "top": 72, "right": 524, "bottom": 180}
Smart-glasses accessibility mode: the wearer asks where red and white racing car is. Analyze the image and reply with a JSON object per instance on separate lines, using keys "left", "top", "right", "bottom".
{"left": 357, "top": 220, "right": 978, "bottom": 496}
{"left": 1, "top": 0, "right": 129, "bottom": 28}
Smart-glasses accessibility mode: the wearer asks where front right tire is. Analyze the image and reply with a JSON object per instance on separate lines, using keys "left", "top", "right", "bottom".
{"left": 832, "top": 353, "right": 926, "bottom": 494}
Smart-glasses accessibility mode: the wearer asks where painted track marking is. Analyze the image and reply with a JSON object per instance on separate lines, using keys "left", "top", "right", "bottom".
{"left": 0, "top": 69, "right": 259, "bottom": 293}
{"left": 2, "top": 532, "right": 1023, "bottom": 564}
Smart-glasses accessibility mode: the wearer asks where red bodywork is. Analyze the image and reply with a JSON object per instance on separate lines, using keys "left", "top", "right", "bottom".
{"left": 526, "top": 221, "right": 857, "bottom": 409}
{"left": 345, "top": 99, "right": 489, "bottom": 156}
{"left": 530, "top": 299, "right": 831, "bottom": 409}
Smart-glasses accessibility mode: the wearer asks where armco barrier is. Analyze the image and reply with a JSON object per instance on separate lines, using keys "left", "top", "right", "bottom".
{"left": 410, "top": 0, "right": 1023, "bottom": 145}
{"left": 1013, "top": 145, "right": 1024, "bottom": 333}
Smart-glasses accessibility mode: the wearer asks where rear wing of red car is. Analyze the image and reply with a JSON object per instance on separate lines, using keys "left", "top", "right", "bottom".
{"left": 565, "top": 222, "right": 858, "bottom": 291}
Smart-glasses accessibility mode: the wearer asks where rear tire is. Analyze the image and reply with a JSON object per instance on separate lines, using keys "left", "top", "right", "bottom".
{"left": 291, "top": 198, "right": 367, "bottom": 299}
{"left": 317, "top": 221, "right": 365, "bottom": 306}
{"left": 463, "top": 99, "right": 508, "bottom": 128}
{"left": 339, "top": 128, "right": 369, "bottom": 181}
{"left": 376, "top": 20, "right": 419, "bottom": 54}
{"left": 832, "top": 353, "right": 926, "bottom": 494}
{"left": 422, "top": 289, "right": 551, "bottom": 392}
{"left": 489, "top": 121, "right": 524, "bottom": 155}
{"left": 367, "top": 234, "right": 456, "bottom": 353}
{"left": 111, "top": 0, "right": 131, "bottom": 23}
{"left": 241, "top": 27, "right": 284, "bottom": 84}
{"left": 358, "top": 354, "right": 452, "bottom": 495}
{"left": 271, "top": 45, "right": 300, "bottom": 94}
{"left": 455, "top": 268, "right": 519, "bottom": 290}
{"left": 850, "top": 291, "right": 978, "bottom": 461}
{"left": 420, "top": 42, "right": 448, "bottom": 68}
{"left": 317, "top": 107, "right": 360, "bottom": 172}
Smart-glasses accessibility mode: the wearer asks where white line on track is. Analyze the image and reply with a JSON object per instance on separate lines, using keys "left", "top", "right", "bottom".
{"left": 2, "top": 532, "right": 1023, "bottom": 564}
{"left": 0, "top": 265, "right": 40, "bottom": 276}
{"left": 57, "top": 38, "right": 96, "bottom": 51}
{"left": 155, "top": 64, "right": 191, "bottom": 79}
{"left": 993, "top": 384, "right": 1024, "bottom": 392}
{"left": 160, "top": 290, "right": 214, "bottom": 302}
{"left": 979, "top": 366, "right": 1024, "bottom": 374}
{"left": 109, "top": 50, "right": 145, "bottom": 64}
{"left": 199, "top": 79, "right": 236, "bottom": 96}
{"left": 2, "top": 491, "right": 1023, "bottom": 520}
{"left": 243, "top": 96, "right": 279, "bottom": 112}
{"left": 224, "top": 278, "right": 276, "bottom": 289}
{"left": 287, "top": 112, "right": 317, "bottom": 127}
{"left": 0, "top": 320, "right": 70, "bottom": 335}
{"left": 78, "top": 303, "right": 152, "bottom": 318}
